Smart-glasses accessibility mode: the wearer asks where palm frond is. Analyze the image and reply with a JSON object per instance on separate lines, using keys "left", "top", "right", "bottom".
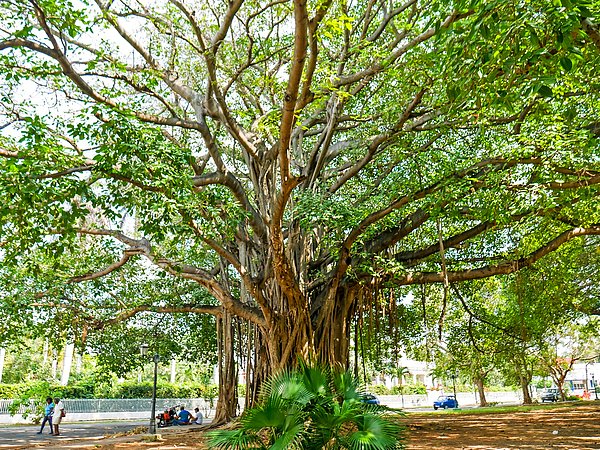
{"left": 299, "top": 361, "right": 331, "bottom": 397}
{"left": 206, "top": 429, "right": 264, "bottom": 450}
{"left": 267, "top": 370, "right": 315, "bottom": 406}
{"left": 207, "top": 361, "right": 404, "bottom": 450}
{"left": 332, "top": 370, "right": 364, "bottom": 402}
{"left": 270, "top": 422, "right": 307, "bottom": 450}
{"left": 241, "top": 396, "right": 290, "bottom": 430}
{"left": 343, "top": 414, "right": 404, "bottom": 450}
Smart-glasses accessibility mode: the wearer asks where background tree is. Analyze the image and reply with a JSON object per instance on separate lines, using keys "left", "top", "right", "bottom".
{"left": 538, "top": 322, "right": 597, "bottom": 400}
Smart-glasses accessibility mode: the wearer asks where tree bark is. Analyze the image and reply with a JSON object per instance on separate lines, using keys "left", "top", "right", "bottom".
{"left": 212, "top": 311, "right": 238, "bottom": 425}
{"left": 474, "top": 377, "right": 488, "bottom": 407}
{"left": 520, "top": 376, "right": 532, "bottom": 404}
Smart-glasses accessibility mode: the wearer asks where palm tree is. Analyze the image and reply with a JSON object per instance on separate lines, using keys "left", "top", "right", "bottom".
{"left": 395, "top": 367, "right": 410, "bottom": 409}
{"left": 208, "top": 361, "right": 404, "bottom": 449}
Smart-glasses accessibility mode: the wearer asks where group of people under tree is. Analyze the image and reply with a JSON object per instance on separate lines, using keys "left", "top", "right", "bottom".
{"left": 168, "top": 405, "right": 203, "bottom": 426}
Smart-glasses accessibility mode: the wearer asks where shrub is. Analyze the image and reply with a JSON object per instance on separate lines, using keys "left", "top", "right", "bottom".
{"left": 58, "top": 380, "right": 97, "bottom": 399}
{"left": 0, "top": 384, "right": 24, "bottom": 398}
{"left": 404, "top": 383, "right": 427, "bottom": 395}
{"left": 208, "top": 361, "right": 404, "bottom": 449}
{"left": 389, "top": 383, "right": 427, "bottom": 395}
{"left": 0, "top": 380, "right": 219, "bottom": 401}
{"left": 369, "top": 384, "right": 391, "bottom": 395}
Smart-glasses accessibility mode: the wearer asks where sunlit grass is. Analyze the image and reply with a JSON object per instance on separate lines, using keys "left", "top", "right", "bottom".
{"left": 407, "top": 400, "right": 593, "bottom": 416}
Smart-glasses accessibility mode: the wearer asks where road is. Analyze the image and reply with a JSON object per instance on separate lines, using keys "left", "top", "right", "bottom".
{"left": 0, "top": 420, "right": 145, "bottom": 448}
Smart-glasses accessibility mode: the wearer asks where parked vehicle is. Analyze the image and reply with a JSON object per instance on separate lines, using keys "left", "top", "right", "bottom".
{"left": 157, "top": 406, "right": 178, "bottom": 427}
{"left": 361, "top": 393, "right": 380, "bottom": 405}
{"left": 540, "top": 388, "right": 560, "bottom": 402}
{"left": 433, "top": 395, "right": 458, "bottom": 410}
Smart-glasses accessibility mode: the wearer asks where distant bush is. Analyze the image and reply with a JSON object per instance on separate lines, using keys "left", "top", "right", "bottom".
{"left": 369, "top": 384, "right": 390, "bottom": 395}
{"left": 390, "top": 383, "right": 427, "bottom": 395}
{"left": 368, "top": 383, "right": 428, "bottom": 395}
{"left": 57, "top": 380, "right": 97, "bottom": 399}
{"left": 0, "top": 384, "right": 25, "bottom": 398}
{"left": 0, "top": 380, "right": 219, "bottom": 400}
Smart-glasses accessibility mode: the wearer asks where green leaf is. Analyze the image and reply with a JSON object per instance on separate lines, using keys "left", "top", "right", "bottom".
{"left": 536, "top": 84, "right": 553, "bottom": 97}
{"left": 559, "top": 56, "right": 572, "bottom": 72}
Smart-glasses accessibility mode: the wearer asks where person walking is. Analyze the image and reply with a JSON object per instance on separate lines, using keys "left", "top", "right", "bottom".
{"left": 51, "top": 397, "right": 65, "bottom": 436}
{"left": 36, "top": 397, "right": 54, "bottom": 434}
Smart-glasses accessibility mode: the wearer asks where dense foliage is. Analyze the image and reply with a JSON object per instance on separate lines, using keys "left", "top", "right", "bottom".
{"left": 208, "top": 362, "right": 404, "bottom": 450}
{"left": 0, "top": 380, "right": 219, "bottom": 400}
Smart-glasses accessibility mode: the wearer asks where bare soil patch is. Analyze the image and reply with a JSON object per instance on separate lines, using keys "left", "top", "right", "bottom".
{"left": 406, "top": 403, "right": 600, "bottom": 450}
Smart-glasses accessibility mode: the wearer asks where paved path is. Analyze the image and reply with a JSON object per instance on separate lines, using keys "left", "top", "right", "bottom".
{"left": 0, "top": 420, "right": 145, "bottom": 448}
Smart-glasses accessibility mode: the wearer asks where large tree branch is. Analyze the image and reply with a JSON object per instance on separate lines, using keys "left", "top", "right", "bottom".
{"left": 297, "top": 0, "right": 332, "bottom": 109}
{"left": 96, "top": 304, "right": 223, "bottom": 330}
{"left": 169, "top": 0, "right": 261, "bottom": 162}
{"left": 330, "top": 154, "right": 599, "bottom": 289}
{"left": 4, "top": 2, "right": 203, "bottom": 132}
{"left": 266, "top": 0, "right": 311, "bottom": 309}
{"left": 76, "top": 228, "right": 266, "bottom": 327}
{"left": 192, "top": 172, "right": 267, "bottom": 239}
{"left": 335, "top": 10, "right": 473, "bottom": 88}
{"left": 279, "top": 0, "right": 309, "bottom": 185}
{"left": 392, "top": 226, "right": 600, "bottom": 285}
{"left": 328, "top": 88, "right": 427, "bottom": 193}
{"left": 93, "top": 0, "right": 198, "bottom": 103}
{"left": 67, "top": 250, "right": 141, "bottom": 283}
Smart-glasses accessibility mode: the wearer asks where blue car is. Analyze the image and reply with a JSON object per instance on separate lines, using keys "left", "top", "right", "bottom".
{"left": 433, "top": 395, "right": 458, "bottom": 410}
{"left": 361, "top": 394, "right": 380, "bottom": 405}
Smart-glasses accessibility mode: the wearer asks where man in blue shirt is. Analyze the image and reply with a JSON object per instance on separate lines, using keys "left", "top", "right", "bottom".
{"left": 36, "top": 397, "right": 54, "bottom": 434}
{"left": 174, "top": 406, "right": 191, "bottom": 425}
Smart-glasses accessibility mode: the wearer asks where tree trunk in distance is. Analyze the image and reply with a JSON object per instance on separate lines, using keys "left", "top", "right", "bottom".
{"left": 61, "top": 343, "right": 75, "bottom": 386}
{"left": 520, "top": 377, "right": 532, "bottom": 404}
{"left": 475, "top": 377, "right": 488, "bottom": 407}
{"left": 0, "top": 348, "right": 5, "bottom": 383}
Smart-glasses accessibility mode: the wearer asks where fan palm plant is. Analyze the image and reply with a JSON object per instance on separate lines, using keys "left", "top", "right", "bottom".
{"left": 207, "top": 361, "right": 404, "bottom": 449}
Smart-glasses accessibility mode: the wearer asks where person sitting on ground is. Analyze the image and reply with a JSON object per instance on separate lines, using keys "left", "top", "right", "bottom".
{"left": 192, "top": 407, "right": 203, "bottom": 425}
{"left": 174, "top": 405, "right": 191, "bottom": 425}
{"left": 37, "top": 397, "right": 54, "bottom": 434}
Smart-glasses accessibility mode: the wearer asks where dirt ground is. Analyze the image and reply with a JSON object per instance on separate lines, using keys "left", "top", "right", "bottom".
{"left": 17, "top": 403, "right": 600, "bottom": 449}
{"left": 406, "top": 403, "right": 600, "bottom": 450}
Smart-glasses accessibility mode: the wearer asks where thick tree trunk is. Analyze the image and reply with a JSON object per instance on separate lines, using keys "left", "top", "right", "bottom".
{"left": 314, "top": 288, "right": 354, "bottom": 368}
{"left": 557, "top": 377, "right": 568, "bottom": 401}
{"left": 474, "top": 377, "right": 488, "bottom": 407}
{"left": 213, "top": 311, "right": 238, "bottom": 425}
{"left": 520, "top": 376, "right": 532, "bottom": 404}
{"left": 219, "top": 282, "right": 357, "bottom": 418}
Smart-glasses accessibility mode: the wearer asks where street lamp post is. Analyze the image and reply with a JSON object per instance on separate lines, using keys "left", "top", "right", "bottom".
{"left": 592, "top": 374, "right": 599, "bottom": 401}
{"left": 140, "top": 344, "right": 159, "bottom": 434}
{"left": 451, "top": 372, "right": 458, "bottom": 408}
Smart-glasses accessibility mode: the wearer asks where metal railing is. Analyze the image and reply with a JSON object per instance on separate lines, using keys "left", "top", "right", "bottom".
{"left": 0, "top": 398, "right": 215, "bottom": 417}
